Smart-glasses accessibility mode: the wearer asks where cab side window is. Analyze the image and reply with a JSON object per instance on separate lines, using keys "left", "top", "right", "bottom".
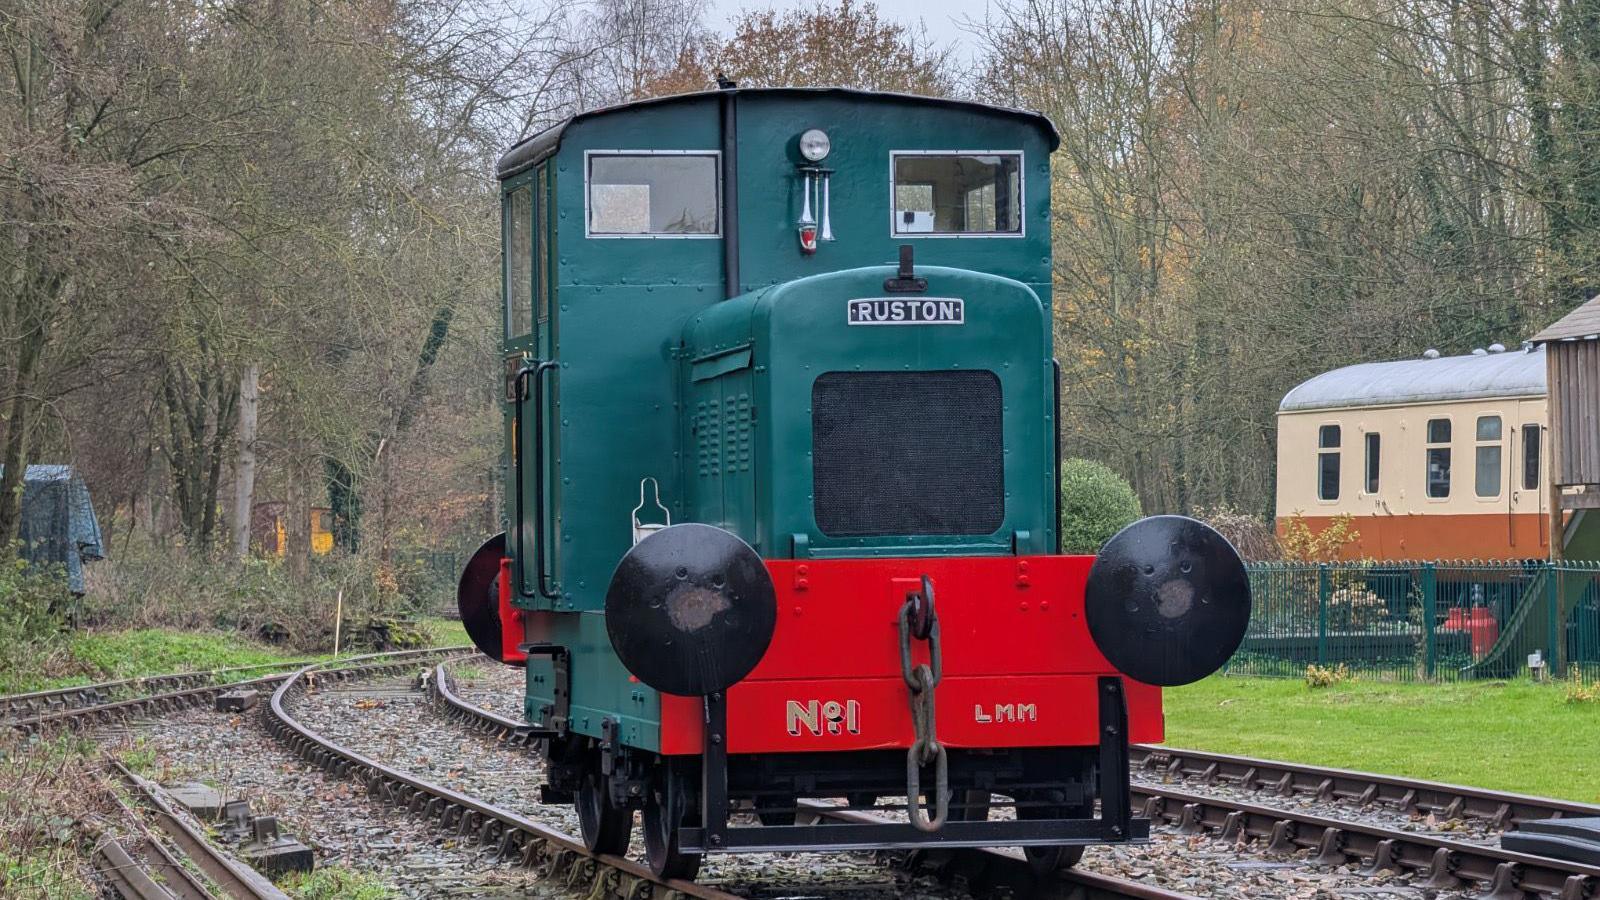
{"left": 586, "top": 152, "right": 720, "bottom": 236}
{"left": 505, "top": 185, "right": 533, "bottom": 338}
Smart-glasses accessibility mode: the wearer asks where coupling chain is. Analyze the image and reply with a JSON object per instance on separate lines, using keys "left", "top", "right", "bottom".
{"left": 898, "top": 575, "right": 948, "bottom": 832}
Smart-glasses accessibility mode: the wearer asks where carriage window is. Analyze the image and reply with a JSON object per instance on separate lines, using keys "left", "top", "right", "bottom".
{"left": 505, "top": 186, "right": 533, "bottom": 337}
{"left": 1524, "top": 425, "right": 1542, "bottom": 490}
{"left": 1476, "top": 415, "right": 1502, "bottom": 498}
{"left": 1365, "top": 432, "right": 1381, "bottom": 494}
{"left": 1318, "top": 424, "right": 1340, "bottom": 501}
{"left": 1426, "top": 418, "right": 1451, "bottom": 498}
{"left": 587, "top": 152, "right": 719, "bottom": 236}
{"left": 892, "top": 153, "right": 1022, "bottom": 235}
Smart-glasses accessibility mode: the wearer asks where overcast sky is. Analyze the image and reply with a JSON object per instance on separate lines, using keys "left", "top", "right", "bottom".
{"left": 710, "top": 0, "right": 988, "bottom": 61}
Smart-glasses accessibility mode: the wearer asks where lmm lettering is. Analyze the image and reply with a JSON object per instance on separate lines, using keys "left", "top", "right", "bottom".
{"left": 786, "top": 699, "right": 862, "bottom": 736}
{"left": 847, "top": 298, "right": 963, "bottom": 325}
{"left": 974, "top": 703, "right": 1038, "bottom": 724}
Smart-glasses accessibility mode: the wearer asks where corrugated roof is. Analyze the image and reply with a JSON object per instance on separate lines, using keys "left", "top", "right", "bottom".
{"left": 497, "top": 87, "right": 1061, "bottom": 179}
{"left": 1279, "top": 346, "right": 1547, "bottom": 412}
{"left": 1531, "top": 294, "right": 1600, "bottom": 344}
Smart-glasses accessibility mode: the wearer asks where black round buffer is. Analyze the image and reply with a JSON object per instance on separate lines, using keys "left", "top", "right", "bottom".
{"left": 604, "top": 523, "right": 778, "bottom": 697}
{"left": 1084, "top": 515, "right": 1252, "bottom": 687}
{"left": 458, "top": 531, "right": 522, "bottom": 665}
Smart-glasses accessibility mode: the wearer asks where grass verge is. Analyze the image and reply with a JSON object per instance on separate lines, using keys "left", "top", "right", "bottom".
{"left": 1164, "top": 674, "right": 1600, "bottom": 802}
{"left": 0, "top": 734, "right": 104, "bottom": 899}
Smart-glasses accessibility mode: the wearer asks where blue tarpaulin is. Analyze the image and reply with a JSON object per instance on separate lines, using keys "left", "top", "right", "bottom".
{"left": 0, "top": 465, "right": 104, "bottom": 594}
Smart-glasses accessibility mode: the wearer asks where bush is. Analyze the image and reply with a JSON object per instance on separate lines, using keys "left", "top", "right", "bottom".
{"left": 1059, "top": 458, "right": 1142, "bottom": 554}
{"left": 80, "top": 536, "right": 454, "bottom": 655}
{"left": 1304, "top": 662, "right": 1351, "bottom": 688}
{"left": 1193, "top": 505, "right": 1279, "bottom": 561}
{"left": 0, "top": 554, "right": 77, "bottom": 692}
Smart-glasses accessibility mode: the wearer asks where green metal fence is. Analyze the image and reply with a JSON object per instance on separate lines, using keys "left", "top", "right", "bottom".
{"left": 1229, "top": 560, "right": 1600, "bottom": 681}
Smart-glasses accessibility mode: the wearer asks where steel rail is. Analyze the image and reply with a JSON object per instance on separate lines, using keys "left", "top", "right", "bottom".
{"left": 0, "top": 660, "right": 314, "bottom": 720}
{"left": 431, "top": 658, "right": 1197, "bottom": 900}
{"left": 795, "top": 801, "right": 1199, "bottom": 900}
{"left": 111, "top": 759, "right": 289, "bottom": 900}
{"left": 1133, "top": 783, "right": 1600, "bottom": 899}
{"left": 268, "top": 658, "right": 744, "bottom": 900}
{"left": 9, "top": 647, "right": 471, "bottom": 733}
{"left": 1132, "top": 744, "right": 1600, "bottom": 830}
{"left": 100, "top": 788, "right": 220, "bottom": 900}
{"left": 94, "top": 835, "right": 184, "bottom": 900}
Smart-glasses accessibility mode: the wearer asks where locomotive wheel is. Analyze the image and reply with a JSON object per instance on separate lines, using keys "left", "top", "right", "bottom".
{"left": 1016, "top": 794, "right": 1087, "bottom": 875}
{"left": 643, "top": 773, "right": 702, "bottom": 880}
{"left": 577, "top": 770, "right": 631, "bottom": 857}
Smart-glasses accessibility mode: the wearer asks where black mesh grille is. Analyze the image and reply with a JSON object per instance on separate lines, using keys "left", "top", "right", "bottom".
{"left": 811, "top": 371, "right": 1004, "bottom": 537}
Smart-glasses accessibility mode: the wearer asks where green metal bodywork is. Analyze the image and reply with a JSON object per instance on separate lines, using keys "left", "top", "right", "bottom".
{"left": 497, "top": 89, "right": 1058, "bottom": 749}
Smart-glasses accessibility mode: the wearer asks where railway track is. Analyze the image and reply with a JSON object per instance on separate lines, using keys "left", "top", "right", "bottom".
{"left": 3, "top": 647, "right": 467, "bottom": 733}
{"left": 88, "top": 759, "right": 291, "bottom": 900}
{"left": 108, "top": 759, "right": 289, "bottom": 899}
{"left": 1132, "top": 745, "right": 1600, "bottom": 832}
{"left": 1131, "top": 783, "right": 1600, "bottom": 899}
{"left": 266, "top": 656, "right": 746, "bottom": 900}
{"left": 427, "top": 657, "right": 1198, "bottom": 900}
{"left": 0, "top": 660, "right": 312, "bottom": 721}
{"left": 435, "top": 660, "right": 1600, "bottom": 898}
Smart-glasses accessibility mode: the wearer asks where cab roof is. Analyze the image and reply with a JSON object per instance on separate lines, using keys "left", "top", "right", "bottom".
{"left": 497, "top": 87, "right": 1061, "bottom": 179}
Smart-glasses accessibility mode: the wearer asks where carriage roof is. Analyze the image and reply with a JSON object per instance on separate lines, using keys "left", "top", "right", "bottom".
{"left": 496, "top": 87, "right": 1061, "bottom": 179}
{"left": 1279, "top": 345, "right": 1547, "bottom": 412}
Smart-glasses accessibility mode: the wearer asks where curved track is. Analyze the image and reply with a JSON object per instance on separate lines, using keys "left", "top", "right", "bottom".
{"left": 429, "top": 657, "right": 1200, "bottom": 900}
{"left": 267, "top": 656, "right": 746, "bottom": 900}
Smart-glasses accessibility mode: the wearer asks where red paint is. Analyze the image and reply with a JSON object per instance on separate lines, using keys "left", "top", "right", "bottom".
{"left": 659, "top": 556, "right": 1164, "bottom": 755}
{"left": 1443, "top": 608, "right": 1501, "bottom": 655}
{"left": 498, "top": 558, "right": 526, "bottom": 664}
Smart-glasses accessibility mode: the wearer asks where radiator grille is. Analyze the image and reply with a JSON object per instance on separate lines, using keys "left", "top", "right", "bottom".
{"left": 811, "top": 370, "right": 1004, "bottom": 537}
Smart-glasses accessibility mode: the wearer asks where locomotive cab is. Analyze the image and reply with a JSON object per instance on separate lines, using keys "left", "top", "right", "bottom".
{"left": 459, "top": 86, "right": 1251, "bottom": 882}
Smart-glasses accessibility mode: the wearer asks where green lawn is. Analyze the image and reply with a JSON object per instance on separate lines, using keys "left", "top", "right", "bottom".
{"left": 1163, "top": 675, "right": 1600, "bottom": 803}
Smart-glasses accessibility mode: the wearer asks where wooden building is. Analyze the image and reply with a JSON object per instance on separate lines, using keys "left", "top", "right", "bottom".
{"left": 1531, "top": 296, "right": 1600, "bottom": 558}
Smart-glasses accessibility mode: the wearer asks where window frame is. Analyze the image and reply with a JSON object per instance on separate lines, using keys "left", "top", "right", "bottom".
{"left": 1523, "top": 424, "right": 1542, "bottom": 492}
{"left": 1364, "top": 431, "right": 1381, "bottom": 495}
{"left": 503, "top": 183, "right": 534, "bottom": 340}
{"left": 583, "top": 149, "right": 722, "bottom": 240}
{"left": 1425, "top": 416, "right": 1452, "bottom": 500}
{"left": 1474, "top": 414, "right": 1504, "bottom": 500}
{"left": 888, "top": 150, "right": 1026, "bottom": 239}
{"left": 1317, "top": 423, "right": 1341, "bottom": 502}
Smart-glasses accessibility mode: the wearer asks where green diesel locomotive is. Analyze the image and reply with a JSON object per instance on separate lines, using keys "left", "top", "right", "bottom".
{"left": 458, "top": 86, "right": 1250, "bottom": 881}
